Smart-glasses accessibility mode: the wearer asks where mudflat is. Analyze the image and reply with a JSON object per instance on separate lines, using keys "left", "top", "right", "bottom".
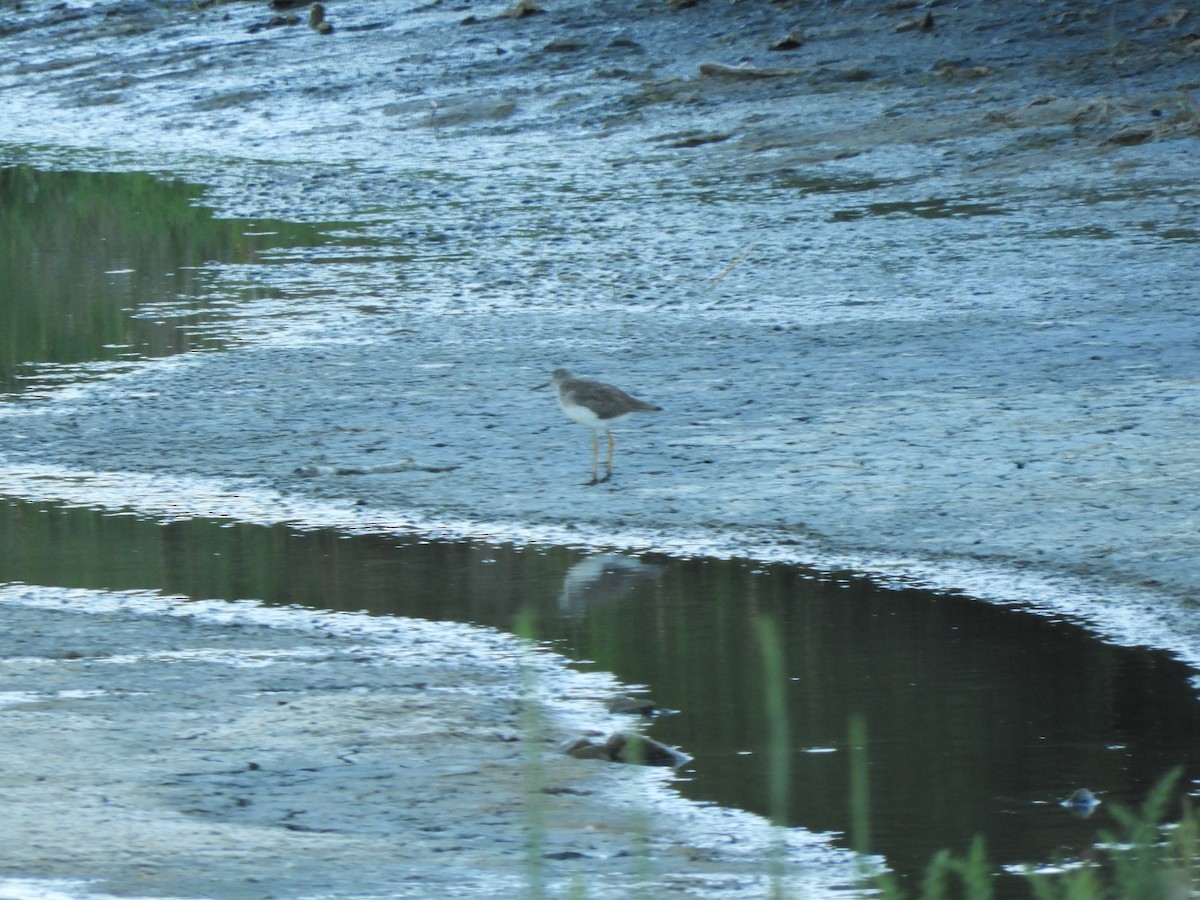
{"left": 1, "top": 0, "right": 1198, "bottom": 895}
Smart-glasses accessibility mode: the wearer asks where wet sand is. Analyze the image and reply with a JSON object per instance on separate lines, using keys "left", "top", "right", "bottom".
{"left": 1, "top": 0, "right": 1199, "bottom": 895}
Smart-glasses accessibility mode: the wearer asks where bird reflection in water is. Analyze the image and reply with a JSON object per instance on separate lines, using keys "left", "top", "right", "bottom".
{"left": 556, "top": 552, "right": 665, "bottom": 614}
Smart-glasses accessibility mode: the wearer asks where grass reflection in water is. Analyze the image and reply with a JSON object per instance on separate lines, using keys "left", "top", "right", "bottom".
{"left": 0, "top": 164, "right": 329, "bottom": 393}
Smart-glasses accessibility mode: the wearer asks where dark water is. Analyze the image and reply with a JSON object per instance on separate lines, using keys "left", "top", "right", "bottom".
{"left": 0, "top": 164, "right": 333, "bottom": 394}
{"left": 3, "top": 499, "right": 1200, "bottom": 890}
{"left": 3, "top": 165, "right": 1199, "bottom": 892}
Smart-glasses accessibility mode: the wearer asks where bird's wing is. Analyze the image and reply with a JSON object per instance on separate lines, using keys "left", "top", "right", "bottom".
{"left": 567, "top": 379, "right": 631, "bottom": 407}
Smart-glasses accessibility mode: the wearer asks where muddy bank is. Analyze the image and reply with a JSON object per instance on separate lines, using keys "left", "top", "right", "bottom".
{"left": 1, "top": 0, "right": 1200, "bottom": 896}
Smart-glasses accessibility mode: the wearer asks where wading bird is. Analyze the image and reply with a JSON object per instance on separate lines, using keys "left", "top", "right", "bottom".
{"left": 537, "top": 368, "right": 662, "bottom": 484}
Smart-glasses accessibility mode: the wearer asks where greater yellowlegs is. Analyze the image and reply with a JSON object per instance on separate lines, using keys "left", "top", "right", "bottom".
{"left": 538, "top": 368, "right": 662, "bottom": 484}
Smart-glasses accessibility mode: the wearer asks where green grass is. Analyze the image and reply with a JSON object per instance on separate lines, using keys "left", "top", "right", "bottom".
{"left": 1022, "top": 768, "right": 1197, "bottom": 900}
{"left": 861, "top": 765, "right": 1198, "bottom": 900}
{"left": 755, "top": 614, "right": 793, "bottom": 898}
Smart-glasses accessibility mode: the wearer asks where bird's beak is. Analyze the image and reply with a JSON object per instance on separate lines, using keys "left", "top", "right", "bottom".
{"left": 533, "top": 380, "right": 550, "bottom": 391}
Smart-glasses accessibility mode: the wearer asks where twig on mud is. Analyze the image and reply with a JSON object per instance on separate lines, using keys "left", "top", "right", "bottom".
{"left": 712, "top": 242, "right": 758, "bottom": 285}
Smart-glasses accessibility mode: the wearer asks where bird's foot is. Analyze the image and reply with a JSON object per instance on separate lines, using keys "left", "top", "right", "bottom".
{"left": 585, "top": 473, "right": 612, "bottom": 486}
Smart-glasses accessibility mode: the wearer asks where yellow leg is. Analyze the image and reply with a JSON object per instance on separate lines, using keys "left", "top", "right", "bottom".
{"left": 590, "top": 431, "right": 600, "bottom": 483}
{"left": 605, "top": 431, "right": 616, "bottom": 479}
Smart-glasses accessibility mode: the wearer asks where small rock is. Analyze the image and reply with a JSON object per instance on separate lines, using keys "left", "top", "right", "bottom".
{"left": 562, "top": 732, "right": 690, "bottom": 767}
{"left": 698, "top": 61, "right": 801, "bottom": 80}
{"left": 936, "top": 63, "right": 994, "bottom": 79}
{"left": 1061, "top": 788, "right": 1101, "bottom": 817}
{"left": 895, "top": 11, "right": 934, "bottom": 33}
{"left": 608, "top": 696, "right": 659, "bottom": 715}
{"left": 499, "top": 0, "right": 542, "bottom": 18}
{"left": 768, "top": 30, "right": 804, "bottom": 51}
{"left": 1103, "top": 127, "right": 1155, "bottom": 146}
{"left": 605, "top": 732, "right": 690, "bottom": 767}
{"left": 833, "top": 65, "right": 874, "bottom": 83}
{"left": 1143, "top": 8, "right": 1189, "bottom": 30}
{"left": 667, "top": 132, "right": 730, "bottom": 148}
{"left": 247, "top": 14, "right": 298, "bottom": 33}
{"left": 562, "top": 736, "right": 611, "bottom": 760}
{"left": 309, "top": 2, "right": 333, "bottom": 33}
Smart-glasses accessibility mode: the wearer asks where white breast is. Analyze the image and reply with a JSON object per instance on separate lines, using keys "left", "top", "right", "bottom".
{"left": 559, "top": 397, "right": 610, "bottom": 431}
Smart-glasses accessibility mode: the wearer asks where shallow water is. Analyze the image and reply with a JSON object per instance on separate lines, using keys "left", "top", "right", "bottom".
{"left": 0, "top": 164, "right": 349, "bottom": 395}
{"left": 2, "top": 9, "right": 1199, "bottom": 885}
{"left": 3, "top": 497, "right": 1198, "bottom": 888}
